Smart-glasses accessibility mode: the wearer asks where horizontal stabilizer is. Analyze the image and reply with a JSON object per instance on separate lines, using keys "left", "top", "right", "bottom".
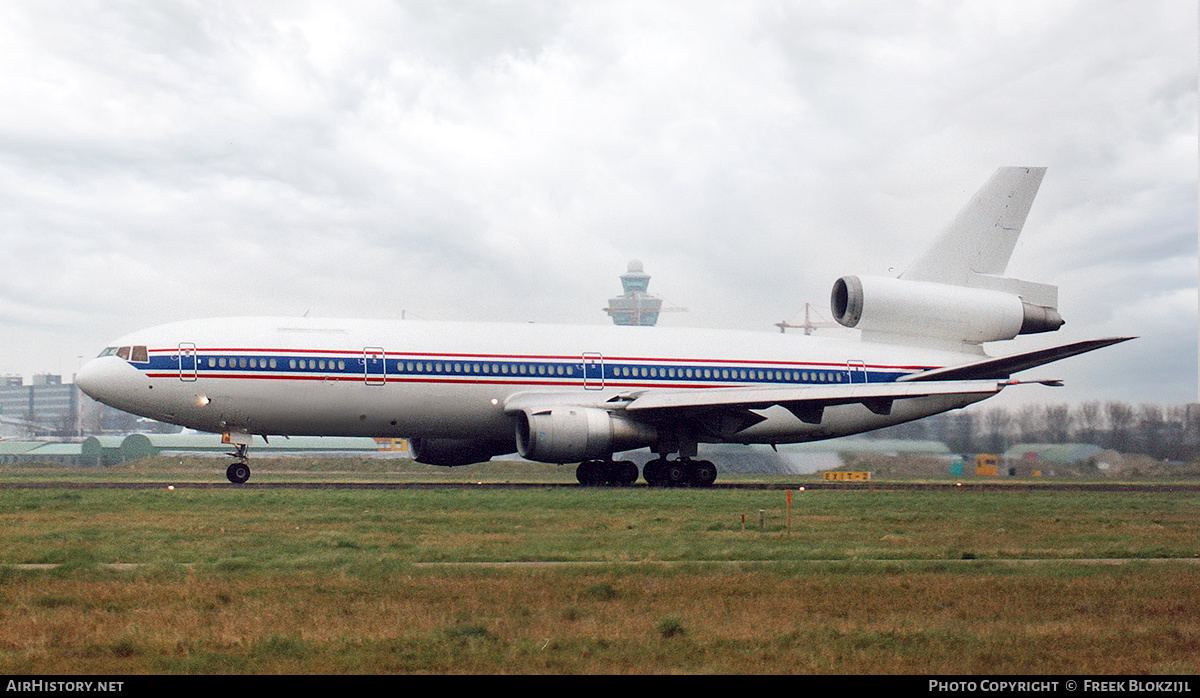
{"left": 897, "top": 337, "right": 1134, "bottom": 382}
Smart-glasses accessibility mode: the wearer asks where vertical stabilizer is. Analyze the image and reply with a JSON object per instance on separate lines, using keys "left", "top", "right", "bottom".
{"left": 835, "top": 166, "right": 1062, "bottom": 351}
{"left": 901, "top": 167, "right": 1046, "bottom": 285}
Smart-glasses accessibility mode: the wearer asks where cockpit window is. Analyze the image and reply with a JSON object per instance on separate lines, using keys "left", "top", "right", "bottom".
{"left": 101, "top": 345, "right": 149, "bottom": 363}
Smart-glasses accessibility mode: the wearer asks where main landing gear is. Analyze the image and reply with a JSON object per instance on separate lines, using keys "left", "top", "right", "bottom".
{"left": 226, "top": 443, "right": 251, "bottom": 484}
{"left": 574, "top": 457, "right": 718, "bottom": 488}
{"left": 576, "top": 459, "right": 639, "bottom": 487}
{"left": 642, "top": 457, "right": 717, "bottom": 488}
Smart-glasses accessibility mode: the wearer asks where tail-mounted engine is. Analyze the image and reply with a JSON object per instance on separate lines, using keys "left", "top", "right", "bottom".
{"left": 831, "top": 275, "right": 1063, "bottom": 345}
{"left": 515, "top": 407, "right": 656, "bottom": 463}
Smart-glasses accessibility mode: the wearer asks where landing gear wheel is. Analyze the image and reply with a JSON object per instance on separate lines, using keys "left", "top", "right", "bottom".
{"left": 643, "top": 458, "right": 669, "bottom": 487}
{"left": 665, "top": 460, "right": 689, "bottom": 487}
{"left": 613, "top": 460, "right": 639, "bottom": 486}
{"left": 576, "top": 460, "right": 609, "bottom": 486}
{"left": 690, "top": 460, "right": 717, "bottom": 488}
{"left": 577, "top": 460, "right": 641, "bottom": 487}
{"left": 226, "top": 461, "right": 251, "bottom": 484}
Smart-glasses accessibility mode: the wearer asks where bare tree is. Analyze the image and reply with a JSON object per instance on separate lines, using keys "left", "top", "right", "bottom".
{"left": 1075, "top": 401, "right": 1103, "bottom": 445}
{"left": 983, "top": 407, "right": 1014, "bottom": 454}
{"left": 1164, "top": 404, "right": 1191, "bottom": 461}
{"left": 1044, "top": 404, "right": 1073, "bottom": 443}
{"left": 937, "top": 410, "right": 976, "bottom": 454}
{"left": 1017, "top": 404, "right": 1046, "bottom": 443}
{"left": 1105, "top": 401, "right": 1135, "bottom": 452}
{"left": 1137, "top": 403, "right": 1166, "bottom": 458}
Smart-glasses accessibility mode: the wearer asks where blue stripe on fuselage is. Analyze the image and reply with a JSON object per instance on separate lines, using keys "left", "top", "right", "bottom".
{"left": 139, "top": 349, "right": 916, "bottom": 385}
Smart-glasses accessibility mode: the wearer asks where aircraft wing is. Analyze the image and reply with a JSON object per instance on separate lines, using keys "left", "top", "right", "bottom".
{"left": 502, "top": 337, "right": 1133, "bottom": 437}
{"left": 897, "top": 337, "right": 1134, "bottom": 382}
{"left": 619, "top": 379, "right": 1006, "bottom": 424}
{"left": 504, "top": 379, "right": 1007, "bottom": 432}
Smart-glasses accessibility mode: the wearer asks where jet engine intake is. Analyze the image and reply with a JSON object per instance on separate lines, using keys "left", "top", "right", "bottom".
{"left": 515, "top": 407, "right": 656, "bottom": 463}
{"left": 831, "top": 275, "right": 1063, "bottom": 344}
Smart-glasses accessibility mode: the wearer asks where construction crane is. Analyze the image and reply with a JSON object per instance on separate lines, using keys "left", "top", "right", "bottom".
{"left": 775, "top": 303, "right": 838, "bottom": 335}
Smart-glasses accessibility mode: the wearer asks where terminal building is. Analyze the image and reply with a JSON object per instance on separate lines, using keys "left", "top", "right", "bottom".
{"left": 0, "top": 374, "right": 162, "bottom": 438}
{"left": 0, "top": 374, "right": 81, "bottom": 437}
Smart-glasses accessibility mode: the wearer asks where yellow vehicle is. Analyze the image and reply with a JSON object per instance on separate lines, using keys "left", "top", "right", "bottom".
{"left": 974, "top": 454, "right": 998, "bottom": 477}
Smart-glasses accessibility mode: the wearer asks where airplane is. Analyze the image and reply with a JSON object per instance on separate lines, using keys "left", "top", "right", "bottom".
{"left": 74, "top": 167, "right": 1131, "bottom": 486}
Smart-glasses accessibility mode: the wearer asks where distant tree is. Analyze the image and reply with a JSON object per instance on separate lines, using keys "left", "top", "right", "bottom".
{"left": 1105, "top": 401, "right": 1136, "bottom": 453}
{"left": 982, "top": 407, "right": 1014, "bottom": 454}
{"left": 1137, "top": 403, "right": 1166, "bottom": 458}
{"left": 1075, "top": 401, "right": 1104, "bottom": 446}
{"left": 1187, "top": 405, "right": 1200, "bottom": 446}
{"left": 1017, "top": 404, "right": 1045, "bottom": 443}
{"left": 939, "top": 410, "right": 976, "bottom": 454}
{"left": 841, "top": 399, "right": 1200, "bottom": 460}
{"left": 869, "top": 415, "right": 930, "bottom": 441}
{"left": 1163, "top": 404, "right": 1191, "bottom": 461}
{"left": 52, "top": 414, "right": 77, "bottom": 439}
{"left": 1044, "top": 404, "right": 1073, "bottom": 444}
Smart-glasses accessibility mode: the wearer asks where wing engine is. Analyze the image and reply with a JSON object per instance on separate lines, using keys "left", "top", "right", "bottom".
{"left": 514, "top": 406, "right": 656, "bottom": 463}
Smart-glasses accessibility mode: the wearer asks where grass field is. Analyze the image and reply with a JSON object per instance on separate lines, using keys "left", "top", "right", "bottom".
{"left": 0, "top": 458, "right": 1197, "bottom": 674}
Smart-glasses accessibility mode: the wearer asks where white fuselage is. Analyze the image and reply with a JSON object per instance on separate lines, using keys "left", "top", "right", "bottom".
{"left": 72, "top": 168, "right": 1101, "bottom": 471}
{"left": 75, "top": 316, "right": 991, "bottom": 451}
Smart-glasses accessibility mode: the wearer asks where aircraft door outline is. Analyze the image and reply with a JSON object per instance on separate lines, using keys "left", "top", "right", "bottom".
{"left": 583, "top": 353, "right": 604, "bottom": 390}
{"left": 364, "top": 347, "right": 387, "bottom": 386}
{"left": 179, "top": 343, "right": 197, "bottom": 382}
{"left": 847, "top": 360, "right": 868, "bottom": 384}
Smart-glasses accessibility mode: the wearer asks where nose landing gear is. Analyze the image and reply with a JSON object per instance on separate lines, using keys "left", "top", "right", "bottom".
{"left": 225, "top": 443, "right": 251, "bottom": 484}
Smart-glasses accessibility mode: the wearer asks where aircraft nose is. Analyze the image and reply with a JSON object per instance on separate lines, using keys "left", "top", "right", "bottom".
{"left": 75, "top": 358, "right": 102, "bottom": 399}
{"left": 75, "top": 356, "right": 142, "bottom": 406}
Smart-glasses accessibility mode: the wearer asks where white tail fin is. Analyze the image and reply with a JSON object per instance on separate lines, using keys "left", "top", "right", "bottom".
{"left": 831, "top": 167, "right": 1063, "bottom": 351}
{"left": 902, "top": 167, "right": 1045, "bottom": 280}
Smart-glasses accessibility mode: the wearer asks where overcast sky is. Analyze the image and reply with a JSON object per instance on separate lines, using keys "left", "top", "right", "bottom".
{"left": 0, "top": 0, "right": 1195, "bottom": 408}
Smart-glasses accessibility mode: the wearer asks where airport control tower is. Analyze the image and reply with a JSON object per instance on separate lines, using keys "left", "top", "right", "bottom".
{"left": 604, "top": 260, "right": 664, "bottom": 326}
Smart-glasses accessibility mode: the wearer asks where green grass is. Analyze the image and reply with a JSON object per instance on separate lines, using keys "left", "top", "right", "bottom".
{"left": 0, "top": 486, "right": 1195, "bottom": 567}
{"left": 0, "top": 461, "right": 1196, "bottom": 673}
{"left": 0, "top": 564, "right": 1197, "bottom": 674}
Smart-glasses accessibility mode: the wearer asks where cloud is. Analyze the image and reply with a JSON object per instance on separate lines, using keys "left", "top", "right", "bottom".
{"left": 0, "top": 0, "right": 1193, "bottom": 405}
